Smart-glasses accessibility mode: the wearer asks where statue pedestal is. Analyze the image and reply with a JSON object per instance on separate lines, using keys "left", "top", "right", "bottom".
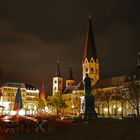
{"left": 83, "top": 94, "right": 97, "bottom": 122}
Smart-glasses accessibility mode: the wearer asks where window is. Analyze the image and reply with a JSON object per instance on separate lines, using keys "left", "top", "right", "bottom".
{"left": 91, "top": 68, "right": 93, "bottom": 72}
{"left": 96, "top": 68, "right": 98, "bottom": 73}
{"left": 54, "top": 80, "right": 57, "bottom": 83}
{"left": 85, "top": 68, "right": 88, "bottom": 72}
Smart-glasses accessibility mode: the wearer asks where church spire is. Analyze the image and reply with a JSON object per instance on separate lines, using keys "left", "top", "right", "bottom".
{"left": 39, "top": 81, "right": 46, "bottom": 101}
{"left": 83, "top": 15, "right": 98, "bottom": 62}
{"left": 82, "top": 15, "right": 99, "bottom": 85}
{"left": 55, "top": 60, "right": 61, "bottom": 77}
{"left": 137, "top": 52, "right": 140, "bottom": 68}
{"left": 66, "top": 64, "right": 75, "bottom": 88}
{"left": 69, "top": 64, "right": 73, "bottom": 80}
{"left": 39, "top": 81, "right": 45, "bottom": 99}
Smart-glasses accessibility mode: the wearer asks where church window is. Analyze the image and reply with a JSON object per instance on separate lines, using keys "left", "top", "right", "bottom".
{"left": 91, "top": 68, "right": 93, "bottom": 71}
{"left": 85, "top": 68, "right": 88, "bottom": 72}
{"left": 68, "top": 83, "right": 69, "bottom": 86}
{"left": 54, "top": 87, "right": 57, "bottom": 90}
{"left": 54, "top": 80, "right": 57, "bottom": 83}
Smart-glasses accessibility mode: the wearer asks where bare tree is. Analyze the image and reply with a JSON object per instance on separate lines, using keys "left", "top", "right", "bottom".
{"left": 122, "top": 75, "right": 140, "bottom": 117}
{"left": 104, "top": 91, "right": 112, "bottom": 116}
{"left": 95, "top": 89, "right": 102, "bottom": 115}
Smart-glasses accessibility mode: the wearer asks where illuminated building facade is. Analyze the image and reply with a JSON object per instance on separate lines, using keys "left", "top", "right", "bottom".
{"left": 0, "top": 82, "right": 39, "bottom": 115}
{"left": 1, "top": 15, "right": 139, "bottom": 117}
{"left": 50, "top": 15, "right": 99, "bottom": 115}
{"left": 50, "top": 15, "right": 140, "bottom": 117}
{"left": 52, "top": 61, "right": 63, "bottom": 96}
{"left": 24, "top": 84, "right": 40, "bottom": 115}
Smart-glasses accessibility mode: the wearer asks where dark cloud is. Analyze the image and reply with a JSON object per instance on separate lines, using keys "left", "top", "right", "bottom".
{"left": 0, "top": 0, "right": 140, "bottom": 94}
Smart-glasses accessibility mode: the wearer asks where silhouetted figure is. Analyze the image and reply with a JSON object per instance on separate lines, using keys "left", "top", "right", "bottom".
{"left": 84, "top": 74, "right": 92, "bottom": 94}
{"left": 83, "top": 74, "right": 97, "bottom": 122}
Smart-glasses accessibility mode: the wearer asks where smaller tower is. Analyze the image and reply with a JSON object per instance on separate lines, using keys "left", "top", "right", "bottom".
{"left": 39, "top": 82, "right": 46, "bottom": 109}
{"left": 39, "top": 82, "right": 46, "bottom": 101}
{"left": 52, "top": 61, "right": 63, "bottom": 96}
{"left": 137, "top": 52, "right": 140, "bottom": 68}
{"left": 66, "top": 64, "right": 75, "bottom": 88}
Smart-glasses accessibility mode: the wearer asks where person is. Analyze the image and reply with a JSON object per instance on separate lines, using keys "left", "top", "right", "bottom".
{"left": 84, "top": 74, "right": 92, "bottom": 94}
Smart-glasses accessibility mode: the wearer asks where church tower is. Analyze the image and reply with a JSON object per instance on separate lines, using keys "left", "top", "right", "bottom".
{"left": 39, "top": 82, "right": 46, "bottom": 100}
{"left": 39, "top": 82, "right": 46, "bottom": 108}
{"left": 66, "top": 64, "right": 75, "bottom": 88}
{"left": 52, "top": 61, "right": 63, "bottom": 96}
{"left": 82, "top": 15, "right": 99, "bottom": 86}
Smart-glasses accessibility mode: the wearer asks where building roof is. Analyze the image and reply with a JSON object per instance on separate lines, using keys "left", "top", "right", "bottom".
{"left": 76, "top": 81, "right": 84, "bottom": 90}
{"left": 63, "top": 82, "right": 84, "bottom": 94}
{"left": 63, "top": 86, "right": 76, "bottom": 94}
{"left": 94, "top": 76, "right": 127, "bottom": 89}
{"left": 25, "top": 84, "right": 37, "bottom": 90}
{"left": 4, "top": 82, "right": 26, "bottom": 88}
{"left": 83, "top": 15, "right": 98, "bottom": 62}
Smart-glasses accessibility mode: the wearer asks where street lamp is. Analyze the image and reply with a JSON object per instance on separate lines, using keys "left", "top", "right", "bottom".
{"left": 71, "top": 105, "right": 75, "bottom": 115}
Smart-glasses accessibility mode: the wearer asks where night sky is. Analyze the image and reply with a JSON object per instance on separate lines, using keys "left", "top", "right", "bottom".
{"left": 0, "top": 1, "right": 140, "bottom": 94}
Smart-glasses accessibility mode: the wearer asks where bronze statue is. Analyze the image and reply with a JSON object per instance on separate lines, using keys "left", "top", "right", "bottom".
{"left": 83, "top": 74, "right": 97, "bottom": 121}
{"left": 84, "top": 74, "right": 92, "bottom": 94}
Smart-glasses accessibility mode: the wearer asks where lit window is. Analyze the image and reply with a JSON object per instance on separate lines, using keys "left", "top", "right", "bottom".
{"left": 91, "top": 68, "right": 93, "bottom": 71}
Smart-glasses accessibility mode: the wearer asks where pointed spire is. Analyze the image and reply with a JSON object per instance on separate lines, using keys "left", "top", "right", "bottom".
{"left": 55, "top": 60, "right": 61, "bottom": 77}
{"left": 137, "top": 52, "right": 140, "bottom": 68}
{"left": 69, "top": 64, "right": 73, "bottom": 80}
{"left": 39, "top": 81, "right": 46, "bottom": 100}
{"left": 83, "top": 15, "right": 98, "bottom": 62}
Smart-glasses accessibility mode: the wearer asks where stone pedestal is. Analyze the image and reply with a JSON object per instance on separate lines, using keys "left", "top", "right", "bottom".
{"left": 83, "top": 93, "right": 97, "bottom": 122}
